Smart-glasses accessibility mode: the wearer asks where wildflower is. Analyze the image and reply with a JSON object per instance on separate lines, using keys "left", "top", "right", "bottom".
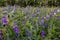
{"left": 43, "top": 23, "right": 48, "bottom": 27}
{"left": 41, "top": 30, "right": 45, "bottom": 38}
{"left": 13, "top": 22, "right": 18, "bottom": 38}
{"left": 54, "top": 8, "right": 57, "bottom": 13}
{"left": 7, "top": 5, "right": 11, "bottom": 10}
{"left": 46, "top": 15, "right": 49, "bottom": 19}
{"left": 35, "top": 7, "right": 40, "bottom": 14}
{"left": 25, "top": 29, "right": 32, "bottom": 37}
{"left": 57, "top": 9, "right": 60, "bottom": 12}
{"left": 2, "top": 16, "right": 7, "bottom": 26}
{"left": 13, "top": 27, "right": 18, "bottom": 38}
{"left": 56, "top": 16, "right": 60, "bottom": 20}
{"left": 41, "top": 16, "right": 44, "bottom": 24}
{"left": 54, "top": 13, "right": 56, "bottom": 16}
{"left": 49, "top": 10, "right": 53, "bottom": 16}
{"left": 31, "top": 13, "right": 35, "bottom": 17}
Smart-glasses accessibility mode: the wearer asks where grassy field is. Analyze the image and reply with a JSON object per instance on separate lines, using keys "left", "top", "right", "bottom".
{"left": 0, "top": 6, "right": 60, "bottom": 40}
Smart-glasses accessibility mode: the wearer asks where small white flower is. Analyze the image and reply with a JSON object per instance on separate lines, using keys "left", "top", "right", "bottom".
{"left": 54, "top": 13, "right": 56, "bottom": 15}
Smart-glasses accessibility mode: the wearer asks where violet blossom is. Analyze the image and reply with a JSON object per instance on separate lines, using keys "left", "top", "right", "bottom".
{"left": 25, "top": 29, "right": 32, "bottom": 37}
{"left": 41, "top": 30, "right": 45, "bottom": 38}
{"left": 41, "top": 16, "right": 44, "bottom": 24}
{"left": 7, "top": 5, "right": 11, "bottom": 10}
{"left": 13, "top": 22, "right": 19, "bottom": 38}
{"left": 46, "top": 15, "right": 49, "bottom": 19}
{"left": 2, "top": 16, "right": 7, "bottom": 25}
{"left": 56, "top": 16, "right": 60, "bottom": 20}
{"left": 43, "top": 23, "right": 48, "bottom": 27}
{"left": 49, "top": 10, "right": 53, "bottom": 16}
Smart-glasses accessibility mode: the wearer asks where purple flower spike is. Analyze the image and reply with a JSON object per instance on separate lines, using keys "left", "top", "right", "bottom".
{"left": 41, "top": 17, "right": 44, "bottom": 24}
{"left": 2, "top": 16, "right": 7, "bottom": 25}
{"left": 25, "top": 29, "right": 32, "bottom": 37}
{"left": 56, "top": 16, "right": 60, "bottom": 20}
{"left": 13, "top": 21, "right": 17, "bottom": 25}
{"left": 13, "top": 22, "right": 18, "bottom": 38}
{"left": 41, "top": 19, "right": 44, "bottom": 24}
{"left": 13, "top": 27, "right": 18, "bottom": 33}
{"left": 31, "top": 13, "right": 35, "bottom": 17}
{"left": 54, "top": 8, "right": 57, "bottom": 13}
{"left": 49, "top": 11, "right": 53, "bottom": 16}
{"left": 43, "top": 23, "right": 48, "bottom": 27}
{"left": 13, "top": 27, "right": 18, "bottom": 38}
{"left": 46, "top": 15, "right": 49, "bottom": 19}
{"left": 41, "top": 30, "right": 45, "bottom": 38}
{"left": 8, "top": 5, "right": 11, "bottom": 10}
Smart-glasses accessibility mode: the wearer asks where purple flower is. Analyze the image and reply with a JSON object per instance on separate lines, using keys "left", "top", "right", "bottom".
{"left": 35, "top": 7, "right": 40, "bottom": 14}
{"left": 41, "top": 30, "right": 45, "bottom": 37}
{"left": 25, "top": 29, "right": 32, "bottom": 37}
{"left": 0, "top": 30, "right": 3, "bottom": 40}
{"left": 31, "top": 13, "right": 35, "bottom": 17}
{"left": 54, "top": 8, "right": 57, "bottom": 13}
{"left": 46, "top": 15, "right": 49, "bottom": 19}
{"left": 13, "top": 22, "right": 18, "bottom": 38}
{"left": 35, "top": 7, "right": 40, "bottom": 12}
{"left": 2, "top": 16, "right": 7, "bottom": 25}
{"left": 49, "top": 10, "right": 53, "bottom": 16}
{"left": 7, "top": 5, "right": 11, "bottom": 10}
{"left": 41, "top": 17, "right": 44, "bottom": 24}
{"left": 43, "top": 23, "right": 48, "bottom": 27}
{"left": 56, "top": 16, "right": 60, "bottom": 20}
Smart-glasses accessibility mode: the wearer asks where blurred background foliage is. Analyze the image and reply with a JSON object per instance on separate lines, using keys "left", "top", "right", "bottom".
{"left": 0, "top": 0, "right": 60, "bottom": 7}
